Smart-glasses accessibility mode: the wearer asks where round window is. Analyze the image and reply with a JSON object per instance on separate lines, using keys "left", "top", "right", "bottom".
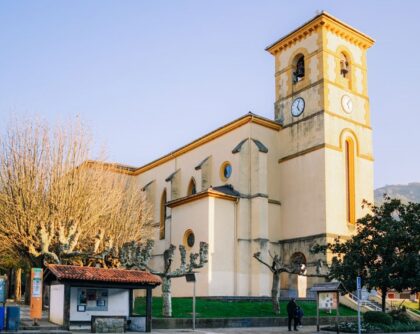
{"left": 183, "top": 229, "right": 195, "bottom": 248}
{"left": 220, "top": 162, "right": 232, "bottom": 181}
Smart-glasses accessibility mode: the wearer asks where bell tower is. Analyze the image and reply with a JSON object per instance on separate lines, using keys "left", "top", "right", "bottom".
{"left": 266, "top": 12, "right": 374, "bottom": 295}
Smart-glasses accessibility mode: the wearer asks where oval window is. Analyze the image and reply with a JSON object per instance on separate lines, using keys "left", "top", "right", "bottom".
{"left": 183, "top": 229, "right": 195, "bottom": 248}
{"left": 220, "top": 161, "right": 232, "bottom": 181}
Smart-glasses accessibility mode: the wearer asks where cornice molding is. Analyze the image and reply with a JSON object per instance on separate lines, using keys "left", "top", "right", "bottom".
{"left": 84, "top": 114, "right": 281, "bottom": 176}
{"left": 166, "top": 189, "right": 238, "bottom": 208}
{"left": 266, "top": 12, "right": 374, "bottom": 55}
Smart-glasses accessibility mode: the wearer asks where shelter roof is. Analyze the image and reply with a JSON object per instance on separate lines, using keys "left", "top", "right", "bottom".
{"left": 310, "top": 282, "right": 346, "bottom": 292}
{"left": 46, "top": 264, "right": 161, "bottom": 286}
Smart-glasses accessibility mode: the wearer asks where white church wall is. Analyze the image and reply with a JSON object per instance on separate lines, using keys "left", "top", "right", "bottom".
{"left": 170, "top": 197, "right": 210, "bottom": 296}
{"left": 209, "top": 197, "right": 236, "bottom": 296}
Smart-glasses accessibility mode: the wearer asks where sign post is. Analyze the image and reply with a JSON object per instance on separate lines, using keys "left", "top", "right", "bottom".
{"left": 30, "top": 268, "right": 43, "bottom": 325}
{"left": 0, "top": 276, "right": 6, "bottom": 330}
{"left": 185, "top": 273, "right": 196, "bottom": 331}
{"left": 357, "top": 276, "right": 362, "bottom": 334}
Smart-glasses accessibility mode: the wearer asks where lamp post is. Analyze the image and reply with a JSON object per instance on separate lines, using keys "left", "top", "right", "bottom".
{"left": 185, "top": 273, "right": 196, "bottom": 331}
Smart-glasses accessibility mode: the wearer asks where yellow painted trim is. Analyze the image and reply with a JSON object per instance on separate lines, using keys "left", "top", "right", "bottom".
{"left": 335, "top": 46, "right": 354, "bottom": 91}
{"left": 324, "top": 110, "right": 372, "bottom": 130}
{"left": 220, "top": 161, "right": 232, "bottom": 182}
{"left": 276, "top": 78, "right": 369, "bottom": 104}
{"left": 278, "top": 144, "right": 325, "bottom": 163}
{"left": 323, "top": 49, "right": 366, "bottom": 71}
{"left": 160, "top": 189, "right": 167, "bottom": 240}
{"left": 167, "top": 189, "right": 237, "bottom": 208}
{"left": 345, "top": 137, "right": 356, "bottom": 225}
{"left": 278, "top": 141, "right": 374, "bottom": 164}
{"left": 324, "top": 79, "right": 369, "bottom": 100}
{"left": 85, "top": 114, "right": 281, "bottom": 176}
{"left": 183, "top": 229, "right": 194, "bottom": 249}
{"left": 281, "top": 109, "right": 372, "bottom": 130}
{"left": 266, "top": 12, "right": 374, "bottom": 55}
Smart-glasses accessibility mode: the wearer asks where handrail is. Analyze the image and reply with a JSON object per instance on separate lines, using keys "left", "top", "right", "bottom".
{"left": 347, "top": 292, "right": 382, "bottom": 311}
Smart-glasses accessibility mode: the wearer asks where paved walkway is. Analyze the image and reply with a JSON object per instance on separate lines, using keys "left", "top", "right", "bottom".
{"left": 152, "top": 327, "right": 329, "bottom": 333}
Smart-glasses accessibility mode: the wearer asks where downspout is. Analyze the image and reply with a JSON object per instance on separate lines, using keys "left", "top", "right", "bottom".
{"left": 233, "top": 196, "right": 239, "bottom": 296}
{"left": 248, "top": 118, "right": 253, "bottom": 295}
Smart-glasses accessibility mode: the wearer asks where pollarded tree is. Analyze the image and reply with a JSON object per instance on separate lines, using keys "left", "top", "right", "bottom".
{"left": 312, "top": 197, "right": 420, "bottom": 312}
{"left": 119, "top": 240, "right": 209, "bottom": 317}
{"left": 0, "top": 117, "right": 153, "bottom": 269}
{"left": 253, "top": 251, "right": 327, "bottom": 314}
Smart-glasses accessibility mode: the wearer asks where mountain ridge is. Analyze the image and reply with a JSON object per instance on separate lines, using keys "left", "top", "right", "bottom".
{"left": 374, "top": 182, "right": 420, "bottom": 204}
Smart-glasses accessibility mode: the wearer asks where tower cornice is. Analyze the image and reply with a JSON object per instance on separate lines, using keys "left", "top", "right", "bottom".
{"left": 266, "top": 11, "right": 375, "bottom": 55}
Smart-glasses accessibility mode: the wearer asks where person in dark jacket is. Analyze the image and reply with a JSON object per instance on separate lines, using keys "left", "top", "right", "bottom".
{"left": 286, "top": 298, "right": 298, "bottom": 331}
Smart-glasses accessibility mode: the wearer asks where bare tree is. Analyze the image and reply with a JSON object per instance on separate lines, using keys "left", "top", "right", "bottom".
{"left": 253, "top": 251, "right": 327, "bottom": 314}
{"left": 119, "top": 240, "right": 209, "bottom": 317}
{"left": 0, "top": 117, "right": 153, "bottom": 269}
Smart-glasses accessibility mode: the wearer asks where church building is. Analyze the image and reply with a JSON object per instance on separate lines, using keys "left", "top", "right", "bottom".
{"left": 95, "top": 12, "right": 375, "bottom": 298}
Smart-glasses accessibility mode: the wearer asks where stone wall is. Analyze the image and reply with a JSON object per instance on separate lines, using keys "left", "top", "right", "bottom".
{"left": 91, "top": 316, "right": 126, "bottom": 333}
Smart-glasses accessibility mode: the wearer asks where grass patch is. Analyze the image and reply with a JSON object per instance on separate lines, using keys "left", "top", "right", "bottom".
{"left": 134, "top": 297, "right": 357, "bottom": 318}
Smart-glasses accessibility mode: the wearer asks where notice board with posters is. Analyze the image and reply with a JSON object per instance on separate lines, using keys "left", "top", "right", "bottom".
{"left": 77, "top": 288, "right": 108, "bottom": 312}
{"left": 318, "top": 291, "right": 338, "bottom": 310}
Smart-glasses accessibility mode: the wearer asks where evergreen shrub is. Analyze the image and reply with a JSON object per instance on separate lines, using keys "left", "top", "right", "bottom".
{"left": 364, "top": 311, "right": 393, "bottom": 325}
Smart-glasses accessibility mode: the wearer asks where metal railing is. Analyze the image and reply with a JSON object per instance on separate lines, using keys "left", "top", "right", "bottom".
{"left": 347, "top": 292, "right": 382, "bottom": 311}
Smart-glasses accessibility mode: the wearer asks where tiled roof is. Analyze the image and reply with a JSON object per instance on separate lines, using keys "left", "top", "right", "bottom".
{"left": 47, "top": 264, "right": 161, "bottom": 285}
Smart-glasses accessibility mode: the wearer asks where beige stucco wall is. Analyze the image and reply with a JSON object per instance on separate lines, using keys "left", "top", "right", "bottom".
{"left": 278, "top": 149, "right": 327, "bottom": 239}
{"left": 169, "top": 196, "right": 236, "bottom": 296}
{"left": 170, "top": 197, "right": 210, "bottom": 296}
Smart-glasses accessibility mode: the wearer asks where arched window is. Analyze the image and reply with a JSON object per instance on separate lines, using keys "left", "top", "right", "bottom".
{"left": 159, "top": 189, "right": 167, "bottom": 240}
{"left": 187, "top": 178, "right": 197, "bottom": 196}
{"left": 345, "top": 138, "right": 355, "bottom": 224}
{"left": 290, "top": 252, "right": 307, "bottom": 297}
{"left": 340, "top": 53, "right": 350, "bottom": 78}
{"left": 290, "top": 252, "right": 307, "bottom": 272}
{"left": 293, "top": 55, "right": 305, "bottom": 84}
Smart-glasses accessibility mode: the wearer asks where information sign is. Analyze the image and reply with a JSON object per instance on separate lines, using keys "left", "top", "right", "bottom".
{"left": 0, "top": 277, "right": 5, "bottom": 303}
{"left": 30, "top": 268, "right": 43, "bottom": 320}
{"left": 318, "top": 292, "right": 338, "bottom": 310}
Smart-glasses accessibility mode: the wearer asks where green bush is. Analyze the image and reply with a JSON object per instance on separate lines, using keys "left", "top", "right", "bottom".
{"left": 388, "top": 309, "right": 412, "bottom": 324}
{"left": 364, "top": 311, "right": 393, "bottom": 325}
{"left": 377, "top": 321, "right": 420, "bottom": 332}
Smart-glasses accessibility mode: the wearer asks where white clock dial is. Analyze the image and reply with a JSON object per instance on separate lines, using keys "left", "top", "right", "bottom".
{"left": 291, "top": 97, "right": 305, "bottom": 117}
{"left": 341, "top": 95, "right": 353, "bottom": 114}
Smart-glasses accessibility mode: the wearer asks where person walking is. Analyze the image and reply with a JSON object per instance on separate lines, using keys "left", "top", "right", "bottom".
{"left": 287, "top": 297, "right": 298, "bottom": 331}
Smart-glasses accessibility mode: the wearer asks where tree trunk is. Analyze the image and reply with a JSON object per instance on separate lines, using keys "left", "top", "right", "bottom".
{"left": 271, "top": 272, "right": 280, "bottom": 314}
{"left": 14, "top": 268, "right": 22, "bottom": 303}
{"left": 381, "top": 287, "right": 387, "bottom": 312}
{"left": 162, "top": 277, "right": 172, "bottom": 317}
{"left": 24, "top": 272, "right": 31, "bottom": 305}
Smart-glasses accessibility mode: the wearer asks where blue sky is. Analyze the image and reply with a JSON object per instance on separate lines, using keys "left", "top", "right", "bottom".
{"left": 0, "top": 1, "right": 419, "bottom": 188}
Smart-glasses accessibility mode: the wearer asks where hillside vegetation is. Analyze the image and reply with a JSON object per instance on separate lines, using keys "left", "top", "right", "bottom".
{"left": 375, "top": 182, "right": 420, "bottom": 204}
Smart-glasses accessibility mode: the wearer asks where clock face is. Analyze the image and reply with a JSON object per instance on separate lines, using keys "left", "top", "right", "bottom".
{"left": 291, "top": 97, "right": 305, "bottom": 117}
{"left": 341, "top": 95, "right": 353, "bottom": 114}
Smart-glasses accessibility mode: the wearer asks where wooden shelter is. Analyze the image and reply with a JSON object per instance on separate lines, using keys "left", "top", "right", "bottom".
{"left": 44, "top": 264, "right": 161, "bottom": 332}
